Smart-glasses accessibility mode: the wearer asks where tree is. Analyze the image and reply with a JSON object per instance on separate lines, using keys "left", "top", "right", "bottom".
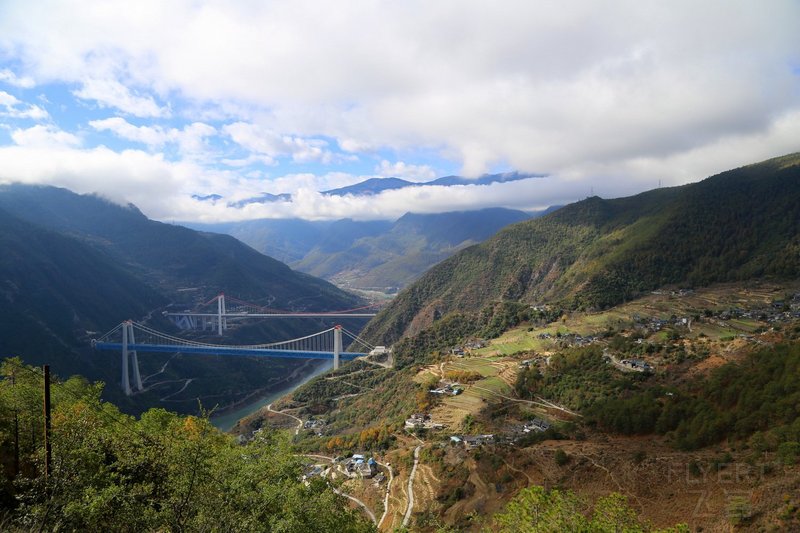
{"left": 491, "top": 486, "right": 689, "bottom": 532}
{"left": 492, "top": 486, "right": 588, "bottom": 532}
{"left": 1, "top": 360, "right": 376, "bottom": 532}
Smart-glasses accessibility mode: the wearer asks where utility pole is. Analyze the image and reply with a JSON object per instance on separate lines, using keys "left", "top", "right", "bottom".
{"left": 12, "top": 369, "right": 19, "bottom": 477}
{"left": 43, "top": 365, "right": 52, "bottom": 480}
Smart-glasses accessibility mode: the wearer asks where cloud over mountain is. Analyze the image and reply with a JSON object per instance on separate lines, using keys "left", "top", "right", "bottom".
{"left": 0, "top": 1, "right": 797, "bottom": 221}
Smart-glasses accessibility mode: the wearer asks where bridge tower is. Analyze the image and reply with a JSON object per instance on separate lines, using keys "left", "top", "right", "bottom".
{"left": 217, "top": 293, "right": 226, "bottom": 336}
{"left": 333, "top": 325, "right": 342, "bottom": 370}
{"left": 121, "top": 321, "right": 144, "bottom": 396}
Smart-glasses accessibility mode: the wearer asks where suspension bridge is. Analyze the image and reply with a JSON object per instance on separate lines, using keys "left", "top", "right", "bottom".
{"left": 92, "top": 321, "right": 379, "bottom": 396}
{"left": 164, "top": 293, "right": 378, "bottom": 335}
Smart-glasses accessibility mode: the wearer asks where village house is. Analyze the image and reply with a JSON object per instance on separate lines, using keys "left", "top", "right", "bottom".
{"left": 303, "top": 418, "right": 325, "bottom": 430}
{"left": 343, "top": 454, "right": 378, "bottom": 478}
{"left": 429, "top": 382, "right": 463, "bottom": 395}
{"left": 620, "top": 358, "right": 653, "bottom": 372}
{"left": 524, "top": 418, "right": 551, "bottom": 433}
{"left": 452, "top": 434, "right": 495, "bottom": 450}
{"left": 405, "top": 413, "right": 430, "bottom": 429}
{"left": 405, "top": 412, "right": 445, "bottom": 430}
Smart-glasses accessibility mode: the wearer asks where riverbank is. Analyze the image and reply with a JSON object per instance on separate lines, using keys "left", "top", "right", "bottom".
{"left": 211, "top": 360, "right": 332, "bottom": 432}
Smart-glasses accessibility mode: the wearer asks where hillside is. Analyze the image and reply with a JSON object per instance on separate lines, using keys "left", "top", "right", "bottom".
{"left": 253, "top": 281, "right": 800, "bottom": 531}
{"left": 197, "top": 218, "right": 392, "bottom": 265}
{"left": 0, "top": 185, "right": 361, "bottom": 310}
{"left": 0, "top": 207, "right": 164, "bottom": 367}
{"left": 363, "top": 153, "right": 800, "bottom": 344}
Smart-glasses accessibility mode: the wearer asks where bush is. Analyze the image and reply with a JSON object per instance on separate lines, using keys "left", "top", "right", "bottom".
{"left": 778, "top": 442, "right": 800, "bottom": 465}
{"left": 554, "top": 449, "right": 569, "bottom": 466}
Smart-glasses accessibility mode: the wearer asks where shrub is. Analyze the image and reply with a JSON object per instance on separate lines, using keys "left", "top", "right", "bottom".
{"left": 554, "top": 449, "right": 569, "bottom": 466}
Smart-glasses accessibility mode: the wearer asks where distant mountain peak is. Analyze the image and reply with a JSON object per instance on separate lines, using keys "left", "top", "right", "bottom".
{"left": 321, "top": 171, "right": 545, "bottom": 197}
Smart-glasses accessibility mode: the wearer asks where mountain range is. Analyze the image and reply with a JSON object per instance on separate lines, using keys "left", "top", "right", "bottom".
{"left": 190, "top": 207, "right": 553, "bottom": 291}
{"left": 320, "top": 171, "right": 543, "bottom": 197}
{"left": 362, "top": 153, "right": 800, "bottom": 344}
{"left": 195, "top": 171, "right": 545, "bottom": 207}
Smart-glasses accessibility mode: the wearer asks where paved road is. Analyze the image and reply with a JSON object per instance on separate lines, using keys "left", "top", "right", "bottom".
{"left": 402, "top": 446, "right": 421, "bottom": 528}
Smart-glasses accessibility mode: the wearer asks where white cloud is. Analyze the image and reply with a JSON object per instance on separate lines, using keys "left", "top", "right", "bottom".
{"left": 74, "top": 79, "right": 167, "bottom": 118}
{"left": 89, "top": 117, "right": 167, "bottom": 146}
{"left": 0, "top": 112, "right": 797, "bottom": 224}
{"left": 3, "top": 1, "right": 795, "bottom": 175}
{"left": 0, "top": 1, "right": 797, "bottom": 221}
{"left": 0, "top": 144, "right": 226, "bottom": 220}
{"left": 0, "top": 90, "right": 48, "bottom": 120}
{"left": 377, "top": 160, "right": 436, "bottom": 182}
{"left": 0, "top": 91, "right": 19, "bottom": 107}
{"left": 11, "top": 124, "right": 81, "bottom": 148}
{"left": 223, "top": 122, "right": 334, "bottom": 164}
{"left": 0, "top": 69, "right": 35, "bottom": 88}
{"left": 89, "top": 116, "right": 216, "bottom": 160}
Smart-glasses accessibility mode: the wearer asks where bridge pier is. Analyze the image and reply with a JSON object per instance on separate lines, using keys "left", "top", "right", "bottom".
{"left": 129, "top": 324, "right": 143, "bottom": 392}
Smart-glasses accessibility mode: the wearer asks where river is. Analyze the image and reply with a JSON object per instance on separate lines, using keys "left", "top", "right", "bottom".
{"left": 211, "top": 360, "right": 333, "bottom": 432}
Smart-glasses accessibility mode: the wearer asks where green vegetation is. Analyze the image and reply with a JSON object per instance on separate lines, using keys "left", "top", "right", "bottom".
{"left": 390, "top": 302, "right": 540, "bottom": 369}
{"left": 444, "top": 370, "right": 484, "bottom": 383}
{"left": 587, "top": 342, "right": 800, "bottom": 450}
{"left": 490, "top": 486, "right": 688, "bottom": 532}
{"left": 0, "top": 185, "right": 362, "bottom": 310}
{"left": 515, "top": 346, "right": 646, "bottom": 411}
{"left": 289, "top": 364, "right": 418, "bottom": 446}
{"left": 0, "top": 359, "right": 374, "bottom": 532}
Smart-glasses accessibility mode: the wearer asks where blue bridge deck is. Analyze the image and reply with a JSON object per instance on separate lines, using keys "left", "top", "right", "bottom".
{"left": 94, "top": 342, "right": 366, "bottom": 361}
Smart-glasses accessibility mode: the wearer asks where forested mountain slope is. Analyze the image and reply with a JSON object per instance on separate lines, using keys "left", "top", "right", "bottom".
{"left": 363, "top": 153, "right": 800, "bottom": 344}
{"left": 0, "top": 185, "right": 360, "bottom": 310}
{"left": 0, "top": 207, "right": 164, "bottom": 366}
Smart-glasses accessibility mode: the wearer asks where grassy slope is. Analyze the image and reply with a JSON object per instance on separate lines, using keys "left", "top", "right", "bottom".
{"left": 363, "top": 153, "right": 800, "bottom": 345}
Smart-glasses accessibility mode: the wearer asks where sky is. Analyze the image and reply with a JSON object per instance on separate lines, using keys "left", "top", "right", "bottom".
{"left": 0, "top": 0, "right": 798, "bottom": 222}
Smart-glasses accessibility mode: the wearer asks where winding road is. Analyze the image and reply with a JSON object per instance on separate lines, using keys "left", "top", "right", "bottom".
{"left": 266, "top": 403, "right": 303, "bottom": 434}
{"left": 376, "top": 460, "right": 394, "bottom": 529}
{"left": 333, "top": 488, "right": 377, "bottom": 523}
{"left": 402, "top": 446, "right": 421, "bottom": 528}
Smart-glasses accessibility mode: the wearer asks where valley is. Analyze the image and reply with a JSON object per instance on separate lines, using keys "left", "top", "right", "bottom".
{"left": 2, "top": 154, "right": 800, "bottom": 531}
{"left": 1, "top": 5, "right": 797, "bottom": 531}
{"left": 191, "top": 207, "right": 544, "bottom": 295}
